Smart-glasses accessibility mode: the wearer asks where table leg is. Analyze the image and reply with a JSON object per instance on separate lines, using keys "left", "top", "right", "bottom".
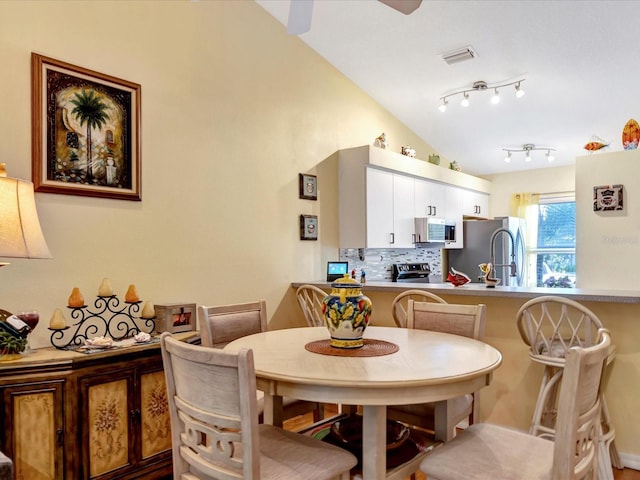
{"left": 361, "top": 405, "right": 386, "bottom": 480}
{"left": 262, "top": 393, "right": 284, "bottom": 427}
{"left": 434, "top": 400, "right": 454, "bottom": 442}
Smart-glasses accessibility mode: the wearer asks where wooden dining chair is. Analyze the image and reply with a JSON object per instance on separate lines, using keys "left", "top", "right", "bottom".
{"left": 296, "top": 284, "right": 328, "bottom": 327}
{"left": 419, "top": 329, "right": 611, "bottom": 480}
{"left": 161, "top": 333, "right": 357, "bottom": 480}
{"left": 391, "top": 289, "right": 447, "bottom": 328}
{"left": 198, "top": 300, "right": 324, "bottom": 423}
{"left": 516, "top": 296, "right": 622, "bottom": 478}
{"left": 388, "top": 301, "right": 486, "bottom": 440}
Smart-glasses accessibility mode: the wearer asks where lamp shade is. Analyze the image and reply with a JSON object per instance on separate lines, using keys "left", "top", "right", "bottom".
{"left": 0, "top": 176, "right": 51, "bottom": 259}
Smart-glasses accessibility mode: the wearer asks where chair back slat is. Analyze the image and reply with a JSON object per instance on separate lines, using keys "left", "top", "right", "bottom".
{"left": 407, "top": 301, "right": 485, "bottom": 340}
{"left": 295, "top": 285, "right": 327, "bottom": 327}
{"left": 391, "top": 289, "right": 447, "bottom": 328}
{"left": 199, "top": 300, "right": 267, "bottom": 348}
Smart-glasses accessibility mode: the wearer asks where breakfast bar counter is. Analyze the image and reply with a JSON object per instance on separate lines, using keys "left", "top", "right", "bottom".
{"left": 292, "top": 280, "right": 640, "bottom": 304}
{"left": 287, "top": 281, "right": 640, "bottom": 468}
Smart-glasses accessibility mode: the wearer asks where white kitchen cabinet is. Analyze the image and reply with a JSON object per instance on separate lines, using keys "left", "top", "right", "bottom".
{"left": 462, "top": 189, "right": 490, "bottom": 218}
{"left": 364, "top": 168, "right": 394, "bottom": 248}
{"left": 392, "top": 174, "right": 416, "bottom": 248}
{"left": 364, "top": 168, "right": 415, "bottom": 248}
{"left": 414, "top": 178, "right": 445, "bottom": 219}
{"left": 338, "top": 145, "right": 491, "bottom": 248}
{"left": 444, "top": 186, "right": 464, "bottom": 249}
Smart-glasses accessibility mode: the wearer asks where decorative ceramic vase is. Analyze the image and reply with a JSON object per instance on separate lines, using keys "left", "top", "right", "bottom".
{"left": 323, "top": 274, "right": 372, "bottom": 349}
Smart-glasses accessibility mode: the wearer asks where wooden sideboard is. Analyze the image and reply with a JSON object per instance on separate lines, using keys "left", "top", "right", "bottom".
{"left": 0, "top": 333, "right": 198, "bottom": 480}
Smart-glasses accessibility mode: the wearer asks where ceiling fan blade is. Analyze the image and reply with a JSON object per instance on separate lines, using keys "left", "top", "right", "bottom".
{"left": 287, "top": 0, "right": 314, "bottom": 35}
{"left": 378, "top": 0, "right": 423, "bottom": 15}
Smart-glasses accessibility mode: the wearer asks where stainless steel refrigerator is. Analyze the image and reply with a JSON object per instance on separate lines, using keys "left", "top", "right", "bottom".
{"left": 447, "top": 217, "right": 526, "bottom": 286}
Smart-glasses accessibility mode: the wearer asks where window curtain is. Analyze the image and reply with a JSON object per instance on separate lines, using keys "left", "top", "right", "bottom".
{"left": 510, "top": 192, "right": 539, "bottom": 218}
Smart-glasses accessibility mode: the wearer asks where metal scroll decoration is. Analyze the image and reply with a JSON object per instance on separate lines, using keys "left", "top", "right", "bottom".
{"left": 49, "top": 294, "right": 156, "bottom": 350}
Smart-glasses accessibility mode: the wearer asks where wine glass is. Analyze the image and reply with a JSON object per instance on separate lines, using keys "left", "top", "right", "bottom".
{"left": 17, "top": 310, "right": 39, "bottom": 354}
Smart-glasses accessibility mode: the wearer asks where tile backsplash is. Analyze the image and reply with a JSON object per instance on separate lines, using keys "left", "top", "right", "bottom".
{"left": 339, "top": 248, "right": 443, "bottom": 282}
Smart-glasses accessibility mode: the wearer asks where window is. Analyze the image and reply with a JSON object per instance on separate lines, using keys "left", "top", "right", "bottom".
{"left": 525, "top": 193, "right": 576, "bottom": 288}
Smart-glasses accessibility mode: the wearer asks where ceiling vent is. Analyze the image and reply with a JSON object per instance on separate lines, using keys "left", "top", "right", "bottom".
{"left": 441, "top": 46, "right": 477, "bottom": 65}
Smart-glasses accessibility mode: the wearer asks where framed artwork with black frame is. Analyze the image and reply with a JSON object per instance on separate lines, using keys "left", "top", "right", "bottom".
{"left": 300, "top": 214, "right": 318, "bottom": 240}
{"left": 31, "top": 53, "right": 142, "bottom": 201}
{"left": 299, "top": 173, "right": 317, "bottom": 200}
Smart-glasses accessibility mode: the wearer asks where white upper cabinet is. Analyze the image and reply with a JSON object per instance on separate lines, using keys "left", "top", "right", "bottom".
{"left": 392, "top": 174, "right": 417, "bottom": 248}
{"left": 338, "top": 146, "right": 491, "bottom": 248}
{"left": 414, "top": 178, "right": 445, "bottom": 219}
{"left": 363, "top": 168, "right": 416, "bottom": 248}
{"left": 462, "top": 189, "right": 490, "bottom": 218}
{"left": 444, "top": 186, "right": 464, "bottom": 249}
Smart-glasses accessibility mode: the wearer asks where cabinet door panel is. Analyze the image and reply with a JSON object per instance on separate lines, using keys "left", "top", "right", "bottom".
{"left": 84, "top": 376, "right": 132, "bottom": 478}
{"left": 392, "top": 174, "right": 415, "bottom": 247}
{"left": 366, "top": 168, "right": 394, "bottom": 247}
{"left": 139, "top": 370, "right": 171, "bottom": 459}
{"left": 5, "top": 381, "right": 64, "bottom": 480}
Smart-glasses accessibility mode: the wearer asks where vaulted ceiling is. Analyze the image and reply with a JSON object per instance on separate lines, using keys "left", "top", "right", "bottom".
{"left": 256, "top": 0, "right": 640, "bottom": 176}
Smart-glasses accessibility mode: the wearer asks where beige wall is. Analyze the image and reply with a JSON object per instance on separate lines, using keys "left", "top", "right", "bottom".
{"left": 576, "top": 150, "right": 640, "bottom": 289}
{"left": 484, "top": 164, "right": 575, "bottom": 217}
{"left": 0, "top": 0, "right": 442, "bottom": 347}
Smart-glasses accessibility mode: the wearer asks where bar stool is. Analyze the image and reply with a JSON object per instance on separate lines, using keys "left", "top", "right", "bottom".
{"left": 516, "top": 296, "right": 623, "bottom": 479}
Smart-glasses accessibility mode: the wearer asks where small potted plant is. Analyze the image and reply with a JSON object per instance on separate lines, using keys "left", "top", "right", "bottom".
{"left": 0, "top": 330, "right": 27, "bottom": 360}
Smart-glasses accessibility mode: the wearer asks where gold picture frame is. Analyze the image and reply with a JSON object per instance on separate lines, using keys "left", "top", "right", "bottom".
{"left": 31, "top": 53, "right": 142, "bottom": 201}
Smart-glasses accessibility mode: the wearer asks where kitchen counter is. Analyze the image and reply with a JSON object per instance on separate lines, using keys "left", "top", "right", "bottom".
{"left": 291, "top": 280, "right": 640, "bottom": 304}
{"left": 287, "top": 280, "right": 640, "bottom": 466}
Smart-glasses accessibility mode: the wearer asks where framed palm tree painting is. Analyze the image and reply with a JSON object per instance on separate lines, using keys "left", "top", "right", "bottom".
{"left": 31, "top": 53, "right": 141, "bottom": 200}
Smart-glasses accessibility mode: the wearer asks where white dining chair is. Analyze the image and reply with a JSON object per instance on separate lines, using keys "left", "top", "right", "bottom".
{"left": 388, "top": 301, "right": 486, "bottom": 441}
{"left": 419, "top": 329, "right": 611, "bottom": 480}
{"left": 161, "top": 333, "right": 357, "bottom": 480}
{"left": 390, "top": 289, "right": 447, "bottom": 328}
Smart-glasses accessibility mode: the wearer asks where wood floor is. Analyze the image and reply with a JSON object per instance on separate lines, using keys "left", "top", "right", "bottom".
{"left": 284, "top": 406, "right": 640, "bottom": 480}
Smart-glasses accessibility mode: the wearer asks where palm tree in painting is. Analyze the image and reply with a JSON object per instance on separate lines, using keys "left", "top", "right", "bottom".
{"left": 70, "top": 90, "right": 110, "bottom": 182}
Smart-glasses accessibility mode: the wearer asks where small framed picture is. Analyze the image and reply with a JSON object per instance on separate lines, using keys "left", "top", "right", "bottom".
{"left": 299, "top": 173, "right": 318, "bottom": 200}
{"left": 593, "top": 184, "right": 623, "bottom": 211}
{"left": 154, "top": 303, "right": 197, "bottom": 334}
{"left": 300, "top": 214, "right": 318, "bottom": 240}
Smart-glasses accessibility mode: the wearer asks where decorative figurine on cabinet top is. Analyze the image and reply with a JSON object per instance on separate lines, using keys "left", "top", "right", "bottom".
{"left": 374, "top": 133, "right": 389, "bottom": 149}
{"left": 622, "top": 119, "right": 640, "bottom": 150}
{"left": 401, "top": 146, "right": 416, "bottom": 157}
{"left": 583, "top": 134, "right": 609, "bottom": 152}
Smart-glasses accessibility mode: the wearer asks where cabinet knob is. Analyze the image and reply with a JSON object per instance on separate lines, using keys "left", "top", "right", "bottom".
{"left": 130, "top": 409, "right": 141, "bottom": 424}
{"left": 56, "top": 428, "right": 64, "bottom": 447}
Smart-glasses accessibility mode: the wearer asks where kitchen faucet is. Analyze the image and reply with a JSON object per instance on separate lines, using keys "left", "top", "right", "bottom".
{"left": 489, "top": 228, "right": 517, "bottom": 278}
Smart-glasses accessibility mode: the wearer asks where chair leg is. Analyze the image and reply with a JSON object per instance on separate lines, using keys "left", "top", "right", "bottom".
{"left": 600, "top": 394, "right": 624, "bottom": 470}
{"left": 312, "top": 402, "right": 323, "bottom": 423}
{"left": 530, "top": 366, "right": 562, "bottom": 438}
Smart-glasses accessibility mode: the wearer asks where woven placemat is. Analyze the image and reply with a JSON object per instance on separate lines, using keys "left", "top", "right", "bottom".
{"left": 305, "top": 338, "right": 399, "bottom": 357}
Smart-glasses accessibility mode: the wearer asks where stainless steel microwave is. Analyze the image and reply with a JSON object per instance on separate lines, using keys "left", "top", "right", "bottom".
{"left": 444, "top": 222, "right": 457, "bottom": 242}
{"left": 414, "top": 217, "right": 445, "bottom": 243}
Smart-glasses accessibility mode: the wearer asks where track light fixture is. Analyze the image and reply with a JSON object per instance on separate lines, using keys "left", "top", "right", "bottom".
{"left": 502, "top": 144, "right": 556, "bottom": 163}
{"left": 438, "top": 78, "right": 525, "bottom": 111}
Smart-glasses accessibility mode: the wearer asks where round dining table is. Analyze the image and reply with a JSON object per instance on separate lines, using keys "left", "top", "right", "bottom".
{"left": 224, "top": 326, "right": 502, "bottom": 480}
